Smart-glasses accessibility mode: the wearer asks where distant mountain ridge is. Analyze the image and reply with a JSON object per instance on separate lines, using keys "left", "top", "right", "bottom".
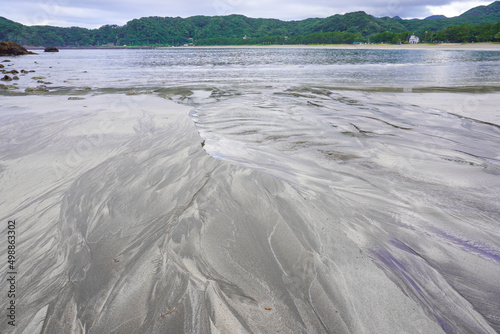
{"left": 425, "top": 15, "right": 447, "bottom": 20}
{"left": 0, "top": 1, "right": 499, "bottom": 46}
{"left": 461, "top": 0, "right": 500, "bottom": 17}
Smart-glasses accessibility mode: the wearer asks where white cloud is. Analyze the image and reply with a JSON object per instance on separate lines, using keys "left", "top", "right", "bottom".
{"left": 426, "top": 0, "right": 492, "bottom": 17}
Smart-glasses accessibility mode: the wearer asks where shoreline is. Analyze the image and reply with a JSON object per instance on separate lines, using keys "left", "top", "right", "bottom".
{"left": 22, "top": 42, "right": 500, "bottom": 52}
{"left": 176, "top": 42, "right": 500, "bottom": 51}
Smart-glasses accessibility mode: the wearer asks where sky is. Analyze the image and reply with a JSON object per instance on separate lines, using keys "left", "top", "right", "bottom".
{"left": 0, "top": 0, "right": 494, "bottom": 28}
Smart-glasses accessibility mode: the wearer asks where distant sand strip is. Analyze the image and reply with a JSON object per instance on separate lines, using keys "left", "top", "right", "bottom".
{"left": 172, "top": 42, "right": 500, "bottom": 51}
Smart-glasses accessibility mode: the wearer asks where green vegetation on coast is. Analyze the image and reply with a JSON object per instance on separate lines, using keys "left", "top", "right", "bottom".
{"left": 1, "top": 1, "right": 499, "bottom": 46}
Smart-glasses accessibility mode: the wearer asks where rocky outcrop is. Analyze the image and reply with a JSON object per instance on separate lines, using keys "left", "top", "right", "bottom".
{"left": 44, "top": 46, "right": 59, "bottom": 52}
{"left": 0, "top": 41, "right": 36, "bottom": 56}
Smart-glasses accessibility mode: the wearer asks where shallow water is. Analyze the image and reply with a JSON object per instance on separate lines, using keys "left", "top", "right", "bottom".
{"left": 1, "top": 48, "right": 500, "bottom": 333}
{"left": 5, "top": 48, "right": 500, "bottom": 89}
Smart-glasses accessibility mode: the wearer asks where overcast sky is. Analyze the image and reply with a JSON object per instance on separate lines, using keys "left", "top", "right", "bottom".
{"left": 0, "top": 0, "right": 494, "bottom": 28}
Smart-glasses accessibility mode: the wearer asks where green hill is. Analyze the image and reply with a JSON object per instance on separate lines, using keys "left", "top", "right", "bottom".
{"left": 0, "top": 1, "right": 499, "bottom": 46}
{"left": 461, "top": 0, "right": 500, "bottom": 19}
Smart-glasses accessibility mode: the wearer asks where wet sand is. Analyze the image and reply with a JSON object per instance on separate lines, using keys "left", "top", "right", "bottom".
{"left": 0, "top": 94, "right": 446, "bottom": 333}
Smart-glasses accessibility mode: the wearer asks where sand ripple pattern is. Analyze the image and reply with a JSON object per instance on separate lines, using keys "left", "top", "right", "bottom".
{"left": 1, "top": 87, "right": 499, "bottom": 333}
{"left": 1, "top": 95, "right": 448, "bottom": 334}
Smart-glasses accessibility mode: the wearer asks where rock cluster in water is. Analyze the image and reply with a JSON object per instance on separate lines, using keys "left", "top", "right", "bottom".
{"left": 0, "top": 49, "right": 52, "bottom": 93}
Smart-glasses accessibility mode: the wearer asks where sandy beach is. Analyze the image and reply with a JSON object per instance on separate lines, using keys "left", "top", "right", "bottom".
{"left": 178, "top": 42, "right": 500, "bottom": 51}
{"left": 1, "top": 47, "right": 499, "bottom": 333}
{"left": 0, "top": 94, "right": 446, "bottom": 333}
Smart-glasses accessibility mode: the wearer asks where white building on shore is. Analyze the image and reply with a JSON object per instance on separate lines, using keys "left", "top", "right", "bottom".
{"left": 409, "top": 34, "right": 419, "bottom": 44}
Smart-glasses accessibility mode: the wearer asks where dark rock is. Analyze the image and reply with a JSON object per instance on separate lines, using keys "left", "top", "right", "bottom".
{"left": 1, "top": 75, "right": 12, "bottom": 81}
{"left": 13, "top": 76, "right": 19, "bottom": 80}
{"left": 0, "top": 64, "right": 4, "bottom": 68}
{"left": 6, "top": 69, "right": 19, "bottom": 74}
{"left": 44, "top": 46, "right": 59, "bottom": 52}
{"left": 0, "top": 41, "right": 36, "bottom": 56}
{"left": 2, "top": 60, "right": 11, "bottom": 62}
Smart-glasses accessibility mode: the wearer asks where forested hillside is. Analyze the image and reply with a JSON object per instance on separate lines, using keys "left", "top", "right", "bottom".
{"left": 1, "top": 1, "right": 499, "bottom": 46}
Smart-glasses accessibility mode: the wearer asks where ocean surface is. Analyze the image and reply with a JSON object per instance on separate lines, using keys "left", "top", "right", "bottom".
{"left": 8, "top": 47, "right": 500, "bottom": 89}
{"left": 1, "top": 48, "right": 500, "bottom": 333}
